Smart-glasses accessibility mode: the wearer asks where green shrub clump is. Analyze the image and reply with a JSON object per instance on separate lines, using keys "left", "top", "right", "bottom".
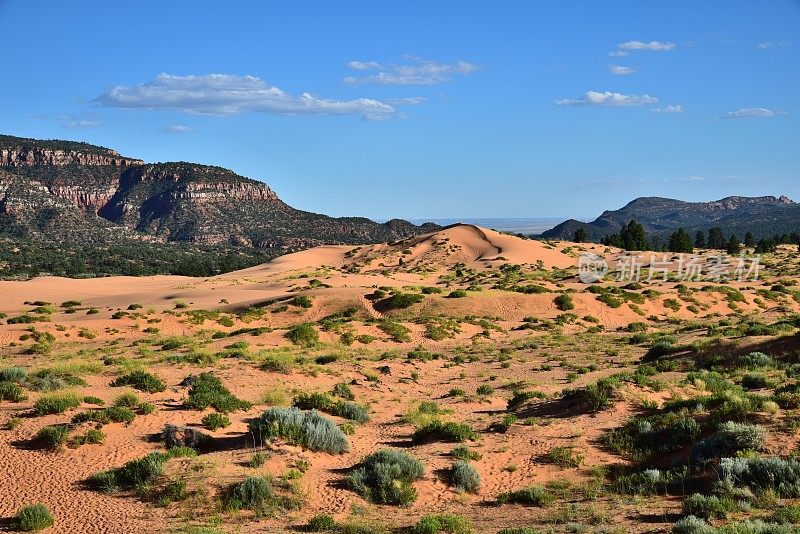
{"left": 554, "top": 293, "right": 574, "bottom": 311}
{"left": 450, "top": 461, "right": 480, "bottom": 493}
{"left": 202, "top": 412, "right": 231, "bottom": 431}
{"left": 14, "top": 503, "right": 54, "bottom": 531}
{"left": 497, "top": 486, "right": 555, "bottom": 506}
{"left": 411, "top": 514, "right": 475, "bottom": 534}
{"left": 111, "top": 370, "right": 166, "bottom": 393}
{"left": 413, "top": 420, "right": 478, "bottom": 443}
{"left": 248, "top": 407, "right": 349, "bottom": 453}
{"left": 347, "top": 448, "right": 424, "bottom": 505}
{"left": 34, "top": 392, "right": 82, "bottom": 415}
{"left": 285, "top": 323, "right": 319, "bottom": 346}
{"left": 183, "top": 373, "right": 251, "bottom": 413}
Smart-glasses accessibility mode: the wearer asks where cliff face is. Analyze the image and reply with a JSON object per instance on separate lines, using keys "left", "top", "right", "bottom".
{"left": 0, "top": 147, "right": 143, "bottom": 167}
{"left": 0, "top": 134, "right": 435, "bottom": 248}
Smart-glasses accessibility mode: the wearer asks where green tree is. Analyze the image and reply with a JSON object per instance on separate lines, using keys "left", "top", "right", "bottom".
{"left": 694, "top": 231, "right": 706, "bottom": 249}
{"left": 708, "top": 227, "right": 726, "bottom": 249}
{"left": 744, "top": 232, "right": 755, "bottom": 248}
{"left": 726, "top": 235, "right": 741, "bottom": 255}
{"left": 620, "top": 220, "right": 648, "bottom": 251}
{"left": 573, "top": 227, "right": 588, "bottom": 243}
{"left": 668, "top": 228, "right": 694, "bottom": 253}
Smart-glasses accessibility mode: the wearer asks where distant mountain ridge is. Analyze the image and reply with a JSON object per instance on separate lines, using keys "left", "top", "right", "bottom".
{"left": 0, "top": 134, "right": 436, "bottom": 249}
{"left": 541, "top": 195, "right": 798, "bottom": 241}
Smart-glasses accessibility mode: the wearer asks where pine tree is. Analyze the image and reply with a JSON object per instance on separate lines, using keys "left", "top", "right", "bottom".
{"left": 695, "top": 231, "right": 706, "bottom": 249}
{"left": 573, "top": 227, "right": 588, "bottom": 243}
{"left": 726, "top": 234, "right": 741, "bottom": 255}
{"left": 744, "top": 232, "right": 755, "bottom": 248}
{"left": 708, "top": 227, "right": 726, "bottom": 249}
{"left": 668, "top": 228, "right": 694, "bottom": 253}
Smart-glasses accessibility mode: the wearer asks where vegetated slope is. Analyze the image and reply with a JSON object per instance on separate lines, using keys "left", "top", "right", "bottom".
{"left": 541, "top": 195, "right": 798, "bottom": 241}
{"left": 0, "top": 134, "right": 436, "bottom": 277}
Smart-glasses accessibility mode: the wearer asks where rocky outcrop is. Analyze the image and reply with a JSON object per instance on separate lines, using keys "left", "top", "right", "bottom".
{"left": 0, "top": 133, "right": 436, "bottom": 248}
{"left": 0, "top": 147, "right": 142, "bottom": 167}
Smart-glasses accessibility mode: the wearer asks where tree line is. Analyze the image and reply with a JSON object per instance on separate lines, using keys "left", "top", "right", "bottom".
{"left": 571, "top": 221, "right": 800, "bottom": 254}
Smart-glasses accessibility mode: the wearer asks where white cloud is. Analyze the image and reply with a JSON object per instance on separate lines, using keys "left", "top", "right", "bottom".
{"left": 344, "top": 58, "right": 480, "bottom": 85}
{"left": 96, "top": 73, "right": 404, "bottom": 119}
{"left": 618, "top": 40, "right": 675, "bottom": 52}
{"left": 608, "top": 50, "right": 629, "bottom": 57}
{"left": 722, "top": 107, "right": 786, "bottom": 119}
{"left": 57, "top": 113, "right": 102, "bottom": 128}
{"left": 757, "top": 41, "right": 788, "bottom": 49}
{"left": 162, "top": 124, "right": 193, "bottom": 133}
{"left": 652, "top": 104, "right": 684, "bottom": 113}
{"left": 555, "top": 91, "right": 658, "bottom": 107}
{"left": 609, "top": 65, "right": 637, "bottom": 75}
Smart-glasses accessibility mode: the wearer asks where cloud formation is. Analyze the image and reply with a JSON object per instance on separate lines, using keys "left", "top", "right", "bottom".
{"left": 555, "top": 91, "right": 658, "bottom": 107}
{"left": 609, "top": 65, "right": 637, "bottom": 75}
{"left": 344, "top": 57, "right": 479, "bottom": 85}
{"left": 57, "top": 113, "right": 102, "bottom": 128}
{"left": 96, "top": 73, "right": 406, "bottom": 119}
{"left": 722, "top": 107, "right": 786, "bottom": 119}
{"left": 652, "top": 104, "right": 684, "bottom": 113}
{"left": 162, "top": 124, "right": 193, "bottom": 133}
{"left": 618, "top": 40, "right": 675, "bottom": 52}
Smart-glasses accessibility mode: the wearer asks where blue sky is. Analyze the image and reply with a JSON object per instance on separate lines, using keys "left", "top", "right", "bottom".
{"left": 1, "top": 1, "right": 798, "bottom": 221}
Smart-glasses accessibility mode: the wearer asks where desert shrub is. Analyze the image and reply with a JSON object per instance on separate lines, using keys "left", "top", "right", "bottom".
{"left": 163, "top": 424, "right": 211, "bottom": 449}
{"left": 741, "top": 373, "right": 773, "bottom": 390}
{"left": 72, "top": 405, "right": 137, "bottom": 425}
{"left": 450, "top": 461, "right": 480, "bottom": 493}
{"left": 645, "top": 339, "right": 680, "bottom": 360}
{"left": 307, "top": 514, "right": 337, "bottom": 531}
{"left": 332, "top": 382, "right": 355, "bottom": 400}
{"left": 413, "top": 420, "right": 478, "bottom": 443}
{"left": 739, "top": 352, "right": 774, "bottom": 369}
{"left": 259, "top": 354, "right": 295, "bottom": 374}
{"left": 682, "top": 493, "right": 734, "bottom": 519}
{"left": 315, "top": 354, "right": 338, "bottom": 365}
{"left": 547, "top": 446, "right": 584, "bottom": 468}
{"left": 111, "top": 370, "right": 166, "bottom": 393}
{"left": 0, "top": 381, "right": 27, "bottom": 402}
{"left": 0, "top": 366, "right": 28, "bottom": 383}
{"left": 114, "top": 391, "right": 141, "bottom": 407}
{"left": 564, "top": 375, "right": 624, "bottom": 412}
{"left": 285, "top": 323, "right": 319, "bottom": 346}
{"left": 554, "top": 293, "right": 574, "bottom": 311}
{"left": 202, "top": 412, "right": 231, "bottom": 431}
{"left": 411, "top": 514, "right": 474, "bottom": 534}
{"left": 719, "top": 456, "right": 800, "bottom": 497}
{"left": 451, "top": 445, "right": 482, "bottom": 461}
{"left": 381, "top": 293, "right": 424, "bottom": 309}
{"left": 90, "top": 452, "right": 167, "bottom": 492}
{"left": 70, "top": 428, "right": 105, "bottom": 447}
{"left": 693, "top": 421, "right": 765, "bottom": 463}
{"left": 476, "top": 384, "right": 494, "bottom": 396}
{"left": 183, "top": 373, "right": 251, "bottom": 413}
{"left": 497, "top": 486, "right": 555, "bottom": 506}
{"left": 293, "top": 392, "right": 370, "bottom": 423}
{"left": 507, "top": 390, "right": 545, "bottom": 411}
{"left": 290, "top": 295, "right": 314, "bottom": 309}
{"left": 772, "top": 506, "right": 800, "bottom": 524}
{"left": 28, "top": 369, "right": 86, "bottom": 392}
{"left": 34, "top": 392, "right": 81, "bottom": 415}
{"left": 14, "top": 503, "right": 54, "bottom": 531}
{"left": 35, "top": 424, "right": 70, "bottom": 450}
{"left": 248, "top": 407, "right": 349, "bottom": 453}
{"left": 220, "top": 476, "right": 294, "bottom": 514}
{"left": 347, "top": 448, "right": 424, "bottom": 505}
{"left": 378, "top": 320, "right": 411, "bottom": 342}
{"left": 672, "top": 516, "right": 715, "bottom": 534}
{"left": 447, "top": 290, "right": 468, "bottom": 298}
{"left": 497, "top": 530, "right": 544, "bottom": 534}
